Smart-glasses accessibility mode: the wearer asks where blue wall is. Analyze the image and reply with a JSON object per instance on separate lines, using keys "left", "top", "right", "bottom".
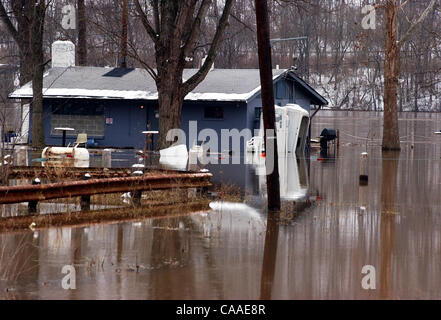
{"left": 36, "top": 76, "right": 312, "bottom": 150}
{"left": 181, "top": 101, "right": 248, "bottom": 154}
{"left": 42, "top": 99, "right": 148, "bottom": 149}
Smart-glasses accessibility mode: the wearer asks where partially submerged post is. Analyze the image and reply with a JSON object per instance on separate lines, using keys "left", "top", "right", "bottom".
{"left": 131, "top": 170, "right": 144, "bottom": 207}
{"left": 255, "top": 0, "right": 280, "bottom": 211}
{"left": 359, "top": 152, "right": 369, "bottom": 186}
{"left": 80, "top": 173, "right": 91, "bottom": 211}
{"left": 358, "top": 177, "right": 368, "bottom": 214}
{"left": 28, "top": 178, "right": 40, "bottom": 213}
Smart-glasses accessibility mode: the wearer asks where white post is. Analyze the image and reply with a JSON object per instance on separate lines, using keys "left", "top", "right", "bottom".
{"left": 359, "top": 152, "right": 368, "bottom": 185}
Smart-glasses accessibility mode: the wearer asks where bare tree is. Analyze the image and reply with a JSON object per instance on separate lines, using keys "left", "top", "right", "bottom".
{"left": 134, "top": 0, "right": 235, "bottom": 149}
{"left": 0, "top": 0, "right": 33, "bottom": 86}
{"left": 0, "top": 0, "right": 48, "bottom": 149}
{"left": 381, "top": 0, "right": 436, "bottom": 151}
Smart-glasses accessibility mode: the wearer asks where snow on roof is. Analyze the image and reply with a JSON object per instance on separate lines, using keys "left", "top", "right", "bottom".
{"left": 9, "top": 67, "right": 287, "bottom": 102}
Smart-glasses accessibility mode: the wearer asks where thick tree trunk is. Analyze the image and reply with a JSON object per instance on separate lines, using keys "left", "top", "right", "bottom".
{"left": 382, "top": 1, "right": 401, "bottom": 151}
{"left": 156, "top": 79, "right": 184, "bottom": 150}
{"left": 31, "top": 2, "right": 46, "bottom": 149}
{"left": 5, "top": 0, "right": 34, "bottom": 86}
{"left": 17, "top": 11, "right": 33, "bottom": 138}
{"left": 77, "top": 0, "right": 88, "bottom": 66}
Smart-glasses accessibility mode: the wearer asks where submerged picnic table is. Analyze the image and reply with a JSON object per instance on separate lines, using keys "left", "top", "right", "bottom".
{"left": 54, "top": 127, "right": 75, "bottom": 147}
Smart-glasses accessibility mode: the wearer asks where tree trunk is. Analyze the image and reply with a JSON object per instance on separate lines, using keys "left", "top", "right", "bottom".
{"left": 17, "top": 5, "right": 33, "bottom": 140}
{"left": 382, "top": 1, "right": 401, "bottom": 151}
{"left": 31, "top": 2, "right": 46, "bottom": 149}
{"left": 77, "top": 0, "right": 87, "bottom": 66}
{"left": 156, "top": 78, "right": 184, "bottom": 150}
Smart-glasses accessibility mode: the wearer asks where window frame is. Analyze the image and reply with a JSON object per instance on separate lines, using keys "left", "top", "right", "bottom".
{"left": 203, "top": 106, "right": 224, "bottom": 121}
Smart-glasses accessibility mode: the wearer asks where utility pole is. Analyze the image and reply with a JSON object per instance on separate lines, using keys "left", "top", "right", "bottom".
{"left": 121, "top": 0, "right": 128, "bottom": 68}
{"left": 77, "top": 0, "right": 87, "bottom": 66}
{"left": 270, "top": 36, "right": 309, "bottom": 80}
{"left": 255, "top": 0, "right": 281, "bottom": 211}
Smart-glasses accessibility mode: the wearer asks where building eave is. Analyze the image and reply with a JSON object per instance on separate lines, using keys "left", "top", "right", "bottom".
{"left": 285, "top": 71, "right": 329, "bottom": 106}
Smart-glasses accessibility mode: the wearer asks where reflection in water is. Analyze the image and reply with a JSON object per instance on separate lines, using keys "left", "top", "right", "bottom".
{"left": 381, "top": 152, "right": 399, "bottom": 215}
{"left": 380, "top": 152, "right": 399, "bottom": 299}
{"left": 254, "top": 155, "right": 309, "bottom": 202}
{"left": 260, "top": 213, "right": 280, "bottom": 300}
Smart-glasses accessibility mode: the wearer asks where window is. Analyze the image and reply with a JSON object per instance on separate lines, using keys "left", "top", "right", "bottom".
{"left": 50, "top": 102, "right": 105, "bottom": 137}
{"left": 255, "top": 107, "right": 262, "bottom": 120}
{"left": 204, "top": 106, "right": 224, "bottom": 120}
{"left": 52, "top": 103, "right": 104, "bottom": 116}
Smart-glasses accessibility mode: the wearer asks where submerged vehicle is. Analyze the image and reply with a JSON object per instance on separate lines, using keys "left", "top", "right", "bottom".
{"left": 247, "top": 104, "right": 310, "bottom": 156}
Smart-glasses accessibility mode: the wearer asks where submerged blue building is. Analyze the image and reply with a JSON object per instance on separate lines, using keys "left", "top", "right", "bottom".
{"left": 10, "top": 66, "right": 328, "bottom": 150}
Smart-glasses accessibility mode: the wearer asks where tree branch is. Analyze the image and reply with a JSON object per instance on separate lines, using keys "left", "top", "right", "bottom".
{"left": 182, "top": 0, "right": 212, "bottom": 58}
{"left": 398, "top": 0, "right": 436, "bottom": 47}
{"left": 183, "top": 0, "right": 235, "bottom": 95}
{"left": 135, "top": 0, "right": 159, "bottom": 44}
{"left": 89, "top": 16, "right": 158, "bottom": 81}
{"left": 230, "top": 12, "right": 255, "bottom": 33}
{"left": 174, "top": 0, "right": 197, "bottom": 43}
{"left": 0, "top": 1, "right": 21, "bottom": 50}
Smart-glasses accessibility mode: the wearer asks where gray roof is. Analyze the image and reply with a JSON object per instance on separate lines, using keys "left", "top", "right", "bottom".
{"left": 9, "top": 67, "right": 327, "bottom": 105}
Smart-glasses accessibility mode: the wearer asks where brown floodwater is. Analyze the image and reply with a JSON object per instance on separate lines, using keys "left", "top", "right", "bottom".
{"left": 1, "top": 111, "right": 441, "bottom": 299}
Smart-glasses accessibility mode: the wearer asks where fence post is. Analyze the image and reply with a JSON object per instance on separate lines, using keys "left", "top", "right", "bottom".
{"left": 131, "top": 170, "right": 144, "bottom": 207}
{"left": 80, "top": 173, "right": 91, "bottom": 211}
{"left": 29, "top": 178, "right": 41, "bottom": 213}
{"left": 359, "top": 152, "right": 369, "bottom": 186}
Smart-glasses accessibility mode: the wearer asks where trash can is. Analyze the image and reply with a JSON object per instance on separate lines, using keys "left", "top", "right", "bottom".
{"left": 320, "top": 128, "right": 337, "bottom": 150}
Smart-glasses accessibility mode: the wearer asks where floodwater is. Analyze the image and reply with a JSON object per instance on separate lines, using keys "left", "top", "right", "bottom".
{"left": 1, "top": 111, "right": 441, "bottom": 299}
